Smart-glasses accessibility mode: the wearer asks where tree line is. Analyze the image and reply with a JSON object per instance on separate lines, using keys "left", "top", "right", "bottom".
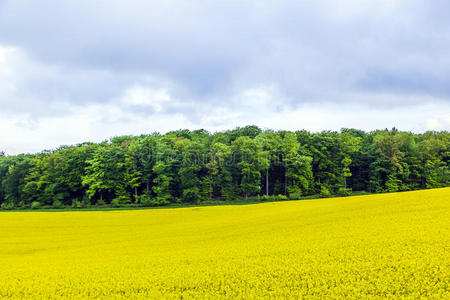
{"left": 0, "top": 126, "right": 448, "bottom": 209}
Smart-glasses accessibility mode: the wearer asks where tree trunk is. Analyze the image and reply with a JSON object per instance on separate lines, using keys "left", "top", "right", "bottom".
{"left": 209, "top": 175, "right": 213, "bottom": 201}
{"left": 266, "top": 169, "right": 269, "bottom": 196}
{"left": 344, "top": 177, "right": 347, "bottom": 189}
{"left": 284, "top": 173, "right": 287, "bottom": 195}
{"left": 146, "top": 182, "right": 150, "bottom": 193}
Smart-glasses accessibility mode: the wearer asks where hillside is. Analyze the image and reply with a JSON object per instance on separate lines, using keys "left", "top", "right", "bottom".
{"left": 0, "top": 188, "right": 449, "bottom": 298}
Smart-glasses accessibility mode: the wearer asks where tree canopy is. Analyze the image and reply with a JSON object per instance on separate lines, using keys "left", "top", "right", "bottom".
{"left": 1, "top": 126, "right": 449, "bottom": 208}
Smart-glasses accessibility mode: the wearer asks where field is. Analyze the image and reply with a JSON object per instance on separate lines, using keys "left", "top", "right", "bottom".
{"left": 0, "top": 189, "right": 449, "bottom": 299}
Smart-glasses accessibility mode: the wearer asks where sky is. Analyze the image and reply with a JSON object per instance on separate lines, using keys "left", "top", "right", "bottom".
{"left": 1, "top": 0, "right": 449, "bottom": 154}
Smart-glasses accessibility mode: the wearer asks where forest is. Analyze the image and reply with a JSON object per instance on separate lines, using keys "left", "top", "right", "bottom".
{"left": 0, "top": 126, "right": 449, "bottom": 209}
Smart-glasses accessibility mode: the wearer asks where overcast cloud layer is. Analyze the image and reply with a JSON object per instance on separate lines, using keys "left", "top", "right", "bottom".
{"left": 1, "top": 0, "right": 449, "bottom": 154}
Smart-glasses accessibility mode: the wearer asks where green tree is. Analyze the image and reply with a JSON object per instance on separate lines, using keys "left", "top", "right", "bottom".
{"left": 280, "top": 131, "right": 313, "bottom": 196}
{"left": 82, "top": 146, "right": 129, "bottom": 204}
{"left": 419, "top": 133, "right": 447, "bottom": 188}
{"left": 207, "top": 142, "right": 233, "bottom": 201}
{"left": 255, "top": 131, "right": 281, "bottom": 196}
{"left": 338, "top": 131, "right": 362, "bottom": 188}
{"left": 125, "top": 140, "right": 143, "bottom": 201}
{"left": 1, "top": 155, "right": 32, "bottom": 205}
{"left": 177, "top": 138, "right": 207, "bottom": 203}
{"left": 151, "top": 138, "right": 176, "bottom": 205}
{"left": 232, "top": 136, "right": 262, "bottom": 200}
{"left": 374, "top": 131, "right": 406, "bottom": 192}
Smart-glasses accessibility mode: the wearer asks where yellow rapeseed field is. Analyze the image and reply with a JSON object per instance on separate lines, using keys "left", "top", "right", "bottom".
{"left": 0, "top": 188, "right": 449, "bottom": 299}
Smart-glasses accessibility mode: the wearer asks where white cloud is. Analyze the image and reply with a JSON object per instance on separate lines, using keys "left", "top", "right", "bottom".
{"left": 1, "top": 93, "right": 448, "bottom": 155}
{"left": 0, "top": 45, "right": 19, "bottom": 97}
{"left": 121, "top": 86, "right": 171, "bottom": 112}
{"left": 426, "top": 115, "right": 450, "bottom": 131}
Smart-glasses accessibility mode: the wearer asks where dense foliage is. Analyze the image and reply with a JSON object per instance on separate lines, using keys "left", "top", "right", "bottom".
{"left": 0, "top": 126, "right": 449, "bottom": 208}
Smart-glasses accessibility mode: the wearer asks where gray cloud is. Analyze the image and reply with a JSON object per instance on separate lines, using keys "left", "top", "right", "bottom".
{"left": 2, "top": 1, "right": 450, "bottom": 102}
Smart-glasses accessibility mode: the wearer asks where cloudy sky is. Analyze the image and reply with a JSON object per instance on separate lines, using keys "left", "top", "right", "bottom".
{"left": 1, "top": 0, "right": 449, "bottom": 154}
